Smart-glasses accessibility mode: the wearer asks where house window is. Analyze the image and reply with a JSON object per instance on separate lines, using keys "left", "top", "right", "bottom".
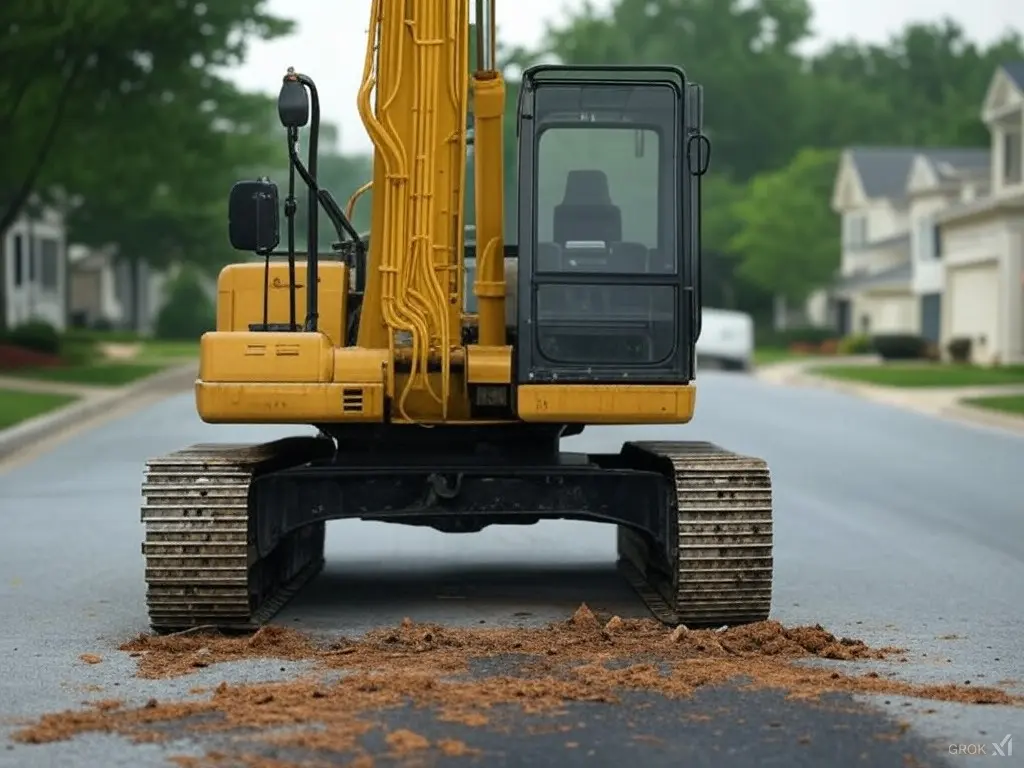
{"left": 1004, "top": 130, "right": 1022, "bottom": 185}
{"left": 932, "top": 224, "right": 942, "bottom": 259}
{"left": 37, "top": 237, "right": 60, "bottom": 291}
{"left": 844, "top": 214, "right": 868, "bottom": 248}
{"left": 13, "top": 234, "right": 24, "bottom": 287}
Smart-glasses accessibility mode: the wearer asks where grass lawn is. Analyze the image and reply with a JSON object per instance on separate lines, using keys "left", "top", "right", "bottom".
{"left": 2, "top": 336, "right": 197, "bottom": 388}
{"left": 138, "top": 340, "right": 199, "bottom": 360}
{"left": 6, "top": 362, "right": 168, "bottom": 387}
{"left": 961, "top": 394, "right": 1024, "bottom": 417}
{"left": 811, "top": 363, "right": 1024, "bottom": 388}
{"left": 0, "top": 389, "right": 79, "bottom": 429}
{"left": 754, "top": 348, "right": 811, "bottom": 366}
{"left": 63, "top": 330, "right": 199, "bottom": 361}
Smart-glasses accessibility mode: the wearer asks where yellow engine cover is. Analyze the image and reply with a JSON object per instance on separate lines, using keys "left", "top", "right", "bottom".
{"left": 215, "top": 260, "right": 348, "bottom": 347}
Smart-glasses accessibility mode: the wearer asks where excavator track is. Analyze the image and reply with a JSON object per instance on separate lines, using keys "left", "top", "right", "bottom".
{"left": 617, "top": 440, "right": 773, "bottom": 628}
{"left": 141, "top": 437, "right": 332, "bottom": 632}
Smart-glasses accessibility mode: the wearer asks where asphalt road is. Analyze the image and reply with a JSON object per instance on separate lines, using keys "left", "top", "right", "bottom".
{"left": 1, "top": 371, "right": 1022, "bottom": 767}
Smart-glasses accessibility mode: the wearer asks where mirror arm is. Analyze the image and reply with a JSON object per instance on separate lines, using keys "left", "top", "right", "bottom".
{"left": 286, "top": 142, "right": 362, "bottom": 249}
{"left": 277, "top": 71, "right": 367, "bottom": 332}
{"left": 299, "top": 74, "right": 320, "bottom": 332}
{"left": 285, "top": 127, "right": 299, "bottom": 331}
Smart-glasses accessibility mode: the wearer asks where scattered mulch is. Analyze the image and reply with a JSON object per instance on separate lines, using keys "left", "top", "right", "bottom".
{"left": 385, "top": 728, "right": 430, "bottom": 754}
{"left": 11, "top": 605, "right": 1022, "bottom": 766}
{"left": 78, "top": 653, "right": 103, "bottom": 665}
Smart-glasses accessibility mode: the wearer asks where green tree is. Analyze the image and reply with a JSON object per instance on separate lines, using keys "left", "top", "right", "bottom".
{"left": 538, "top": 0, "right": 816, "bottom": 181}
{"left": 700, "top": 175, "right": 748, "bottom": 310}
{"left": 0, "top": 0, "right": 293, "bottom": 329}
{"left": 532, "top": 2, "right": 1024, "bottom": 317}
{"left": 729, "top": 148, "right": 840, "bottom": 302}
{"left": 811, "top": 19, "right": 1024, "bottom": 146}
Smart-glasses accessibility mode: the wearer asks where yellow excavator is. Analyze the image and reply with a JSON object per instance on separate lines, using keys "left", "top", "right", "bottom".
{"left": 141, "top": 0, "right": 773, "bottom": 632}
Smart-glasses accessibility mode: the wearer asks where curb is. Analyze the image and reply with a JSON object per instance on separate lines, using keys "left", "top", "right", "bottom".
{"left": 756, "top": 366, "right": 1024, "bottom": 436}
{"left": 944, "top": 403, "right": 1024, "bottom": 435}
{"left": 0, "top": 362, "right": 197, "bottom": 462}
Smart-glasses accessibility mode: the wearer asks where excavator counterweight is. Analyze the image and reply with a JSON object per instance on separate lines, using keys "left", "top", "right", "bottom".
{"left": 141, "top": 0, "right": 773, "bottom": 632}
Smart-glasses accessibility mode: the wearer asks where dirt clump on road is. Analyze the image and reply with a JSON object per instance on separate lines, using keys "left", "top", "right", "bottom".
{"left": 11, "top": 606, "right": 1021, "bottom": 764}
{"left": 118, "top": 609, "right": 900, "bottom": 682}
{"left": 120, "top": 625, "right": 318, "bottom": 679}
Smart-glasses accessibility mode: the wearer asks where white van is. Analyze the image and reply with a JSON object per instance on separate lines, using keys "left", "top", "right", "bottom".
{"left": 696, "top": 308, "right": 754, "bottom": 372}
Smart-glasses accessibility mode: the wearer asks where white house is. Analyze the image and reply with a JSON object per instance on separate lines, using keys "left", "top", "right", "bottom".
{"left": 3, "top": 206, "right": 171, "bottom": 335}
{"left": 831, "top": 146, "right": 990, "bottom": 342}
{"left": 68, "top": 246, "right": 169, "bottom": 334}
{"left": 934, "top": 62, "right": 1024, "bottom": 365}
{"left": 2, "top": 207, "right": 69, "bottom": 331}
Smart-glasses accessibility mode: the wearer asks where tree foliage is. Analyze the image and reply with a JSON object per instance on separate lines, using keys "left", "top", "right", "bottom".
{"left": 730, "top": 148, "right": 841, "bottom": 302}
{"left": 5, "top": 1, "right": 1024, "bottom": 332}
{"left": 529, "top": 3, "right": 1024, "bottom": 319}
{"left": 0, "top": 0, "right": 292, "bottom": 328}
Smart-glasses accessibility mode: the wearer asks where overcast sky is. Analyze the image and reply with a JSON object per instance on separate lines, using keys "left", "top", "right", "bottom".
{"left": 230, "top": 0, "right": 1022, "bottom": 154}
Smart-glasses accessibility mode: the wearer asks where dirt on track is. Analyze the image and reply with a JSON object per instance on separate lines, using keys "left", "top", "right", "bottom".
{"left": 13, "top": 605, "right": 1022, "bottom": 767}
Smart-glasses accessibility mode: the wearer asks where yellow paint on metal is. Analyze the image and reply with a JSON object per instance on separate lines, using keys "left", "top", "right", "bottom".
{"left": 465, "top": 344, "right": 512, "bottom": 384}
{"left": 199, "top": 331, "right": 334, "bottom": 383}
{"left": 470, "top": 72, "right": 506, "bottom": 348}
{"left": 355, "top": 0, "right": 470, "bottom": 421}
{"left": 216, "top": 262, "right": 348, "bottom": 348}
{"left": 196, "top": 382, "right": 385, "bottom": 423}
{"left": 517, "top": 385, "right": 697, "bottom": 424}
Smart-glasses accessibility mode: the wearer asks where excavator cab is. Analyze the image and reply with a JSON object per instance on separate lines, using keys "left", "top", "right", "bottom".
{"left": 514, "top": 65, "right": 707, "bottom": 385}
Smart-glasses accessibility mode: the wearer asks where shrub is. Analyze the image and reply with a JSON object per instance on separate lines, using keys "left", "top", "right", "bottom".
{"left": 63, "top": 327, "right": 142, "bottom": 344}
{"left": 155, "top": 269, "right": 215, "bottom": 341}
{"left": 6, "top": 319, "right": 61, "bottom": 355}
{"left": 788, "top": 341, "right": 819, "bottom": 355}
{"left": 837, "top": 333, "right": 872, "bottom": 355}
{"left": 947, "top": 337, "right": 972, "bottom": 363}
{"left": 818, "top": 338, "right": 839, "bottom": 355}
{"left": 871, "top": 334, "right": 927, "bottom": 361}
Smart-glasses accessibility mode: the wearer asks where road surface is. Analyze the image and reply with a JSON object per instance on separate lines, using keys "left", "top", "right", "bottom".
{"left": 1, "top": 372, "right": 1022, "bottom": 767}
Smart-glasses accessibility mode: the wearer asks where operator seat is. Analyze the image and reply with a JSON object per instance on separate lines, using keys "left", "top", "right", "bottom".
{"left": 553, "top": 169, "right": 622, "bottom": 244}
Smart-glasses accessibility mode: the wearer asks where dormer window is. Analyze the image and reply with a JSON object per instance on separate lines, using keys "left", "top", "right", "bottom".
{"left": 1004, "top": 129, "right": 1022, "bottom": 185}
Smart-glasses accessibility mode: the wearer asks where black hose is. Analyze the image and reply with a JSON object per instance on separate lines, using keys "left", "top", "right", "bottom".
{"left": 286, "top": 127, "right": 298, "bottom": 331}
{"left": 298, "top": 74, "right": 320, "bottom": 332}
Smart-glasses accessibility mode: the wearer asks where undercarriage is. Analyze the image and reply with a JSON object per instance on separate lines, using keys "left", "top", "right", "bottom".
{"left": 141, "top": 427, "right": 773, "bottom": 632}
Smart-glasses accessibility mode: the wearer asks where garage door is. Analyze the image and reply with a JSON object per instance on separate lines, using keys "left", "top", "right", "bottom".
{"left": 948, "top": 263, "right": 999, "bottom": 355}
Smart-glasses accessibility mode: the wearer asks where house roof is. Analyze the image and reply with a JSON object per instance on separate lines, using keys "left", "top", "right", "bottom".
{"left": 1000, "top": 61, "right": 1024, "bottom": 90}
{"left": 848, "top": 147, "right": 990, "bottom": 199}
{"left": 848, "top": 232, "right": 910, "bottom": 252}
{"left": 926, "top": 149, "right": 990, "bottom": 181}
{"left": 835, "top": 262, "right": 913, "bottom": 292}
{"left": 936, "top": 187, "right": 1024, "bottom": 226}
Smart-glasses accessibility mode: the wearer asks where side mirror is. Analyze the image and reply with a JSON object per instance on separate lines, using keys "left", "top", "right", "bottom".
{"left": 228, "top": 179, "right": 280, "bottom": 253}
{"left": 278, "top": 75, "right": 309, "bottom": 129}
